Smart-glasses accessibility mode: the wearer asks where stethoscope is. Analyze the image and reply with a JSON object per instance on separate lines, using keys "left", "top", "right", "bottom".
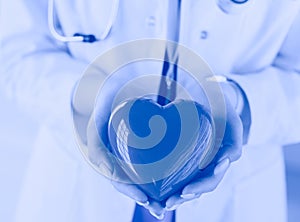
{"left": 48, "top": 0, "right": 249, "bottom": 44}
{"left": 48, "top": 0, "right": 119, "bottom": 43}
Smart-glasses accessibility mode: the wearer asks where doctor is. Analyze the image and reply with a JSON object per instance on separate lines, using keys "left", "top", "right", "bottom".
{"left": 1, "top": 0, "right": 300, "bottom": 221}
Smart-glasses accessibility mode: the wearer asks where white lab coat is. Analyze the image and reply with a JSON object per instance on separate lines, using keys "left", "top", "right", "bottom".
{"left": 1, "top": 0, "right": 300, "bottom": 221}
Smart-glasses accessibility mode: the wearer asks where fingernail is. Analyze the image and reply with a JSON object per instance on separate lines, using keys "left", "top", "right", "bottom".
{"left": 217, "top": 156, "right": 226, "bottom": 164}
{"left": 180, "top": 193, "right": 196, "bottom": 199}
{"left": 166, "top": 204, "right": 180, "bottom": 211}
{"left": 136, "top": 200, "right": 149, "bottom": 207}
{"left": 214, "top": 158, "right": 230, "bottom": 175}
{"left": 149, "top": 211, "right": 164, "bottom": 220}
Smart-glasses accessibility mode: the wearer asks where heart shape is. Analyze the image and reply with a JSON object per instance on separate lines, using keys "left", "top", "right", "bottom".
{"left": 108, "top": 98, "right": 214, "bottom": 201}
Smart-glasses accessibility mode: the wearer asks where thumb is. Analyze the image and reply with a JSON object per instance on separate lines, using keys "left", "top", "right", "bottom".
{"left": 86, "top": 112, "right": 114, "bottom": 176}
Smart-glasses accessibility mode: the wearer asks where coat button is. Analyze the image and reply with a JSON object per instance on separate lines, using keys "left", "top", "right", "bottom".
{"left": 200, "top": 31, "right": 208, "bottom": 39}
{"left": 146, "top": 16, "right": 156, "bottom": 26}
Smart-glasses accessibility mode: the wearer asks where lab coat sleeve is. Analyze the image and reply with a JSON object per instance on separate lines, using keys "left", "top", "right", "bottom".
{"left": 227, "top": 11, "right": 300, "bottom": 147}
{"left": 0, "top": 1, "right": 88, "bottom": 121}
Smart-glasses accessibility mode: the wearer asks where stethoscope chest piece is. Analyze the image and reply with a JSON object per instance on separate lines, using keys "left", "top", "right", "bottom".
{"left": 217, "top": 0, "right": 253, "bottom": 14}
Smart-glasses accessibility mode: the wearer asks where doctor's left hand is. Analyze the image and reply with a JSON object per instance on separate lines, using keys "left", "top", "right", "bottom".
{"left": 164, "top": 90, "right": 243, "bottom": 212}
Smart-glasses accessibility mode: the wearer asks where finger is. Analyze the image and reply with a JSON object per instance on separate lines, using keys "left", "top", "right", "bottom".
{"left": 165, "top": 191, "right": 202, "bottom": 211}
{"left": 215, "top": 143, "right": 242, "bottom": 164}
{"left": 86, "top": 112, "right": 114, "bottom": 172}
{"left": 165, "top": 193, "right": 192, "bottom": 211}
{"left": 217, "top": 100, "right": 243, "bottom": 162}
{"left": 111, "top": 181, "right": 149, "bottom": 204}
{"left": 144, "top": 200, "right": 165, "bottom": 220}
{"left": 166, "top": 158, "right": 230, "bottom": 209}
{"left": 181, "top": 158, "right": 230, "bottom": 197}
{"left": 149, "top": 211, "right": 165, "bottom": 220}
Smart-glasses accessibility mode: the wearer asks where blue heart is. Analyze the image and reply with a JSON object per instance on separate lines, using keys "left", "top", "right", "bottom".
{"left": 108, "top": 98, "right": 213, "bottom": 201}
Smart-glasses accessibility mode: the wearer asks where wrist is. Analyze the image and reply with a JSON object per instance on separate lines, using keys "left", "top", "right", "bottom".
{"left": 206, "top": 75, "right": 251, "bottom": 145}
{"left": 222, "top": 81, "right": 244, "bottom": 115}
{"left": 206, "top": 76, "right": 244, "bottom": 114}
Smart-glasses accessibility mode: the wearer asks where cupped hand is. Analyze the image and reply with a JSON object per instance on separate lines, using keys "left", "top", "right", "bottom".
{"left": 85, "top": 65, "right": 243, "bottom": 219}
{"left": 85, "top": 69, "right": 169, "bottom": 219}
{"left": 164, "top": 90, "right": 243, "bottom": 211}
{"left": 87, "top": 110, "right": 167, "bottom": 219}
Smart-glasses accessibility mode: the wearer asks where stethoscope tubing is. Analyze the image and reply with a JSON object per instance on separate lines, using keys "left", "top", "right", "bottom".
{"left": 48, "top": 0, "right": 249, "bottom": 43}
{"left": 48, "top": 0, "right": 119, "bottom": 43}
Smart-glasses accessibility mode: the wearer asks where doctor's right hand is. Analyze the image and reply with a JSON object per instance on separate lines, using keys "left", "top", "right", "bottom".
{"left": 84, "top": 70, "right": 168, "bottom": 219}
{"left": 86, "top": 110, "right": 167, "bottom": 219}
